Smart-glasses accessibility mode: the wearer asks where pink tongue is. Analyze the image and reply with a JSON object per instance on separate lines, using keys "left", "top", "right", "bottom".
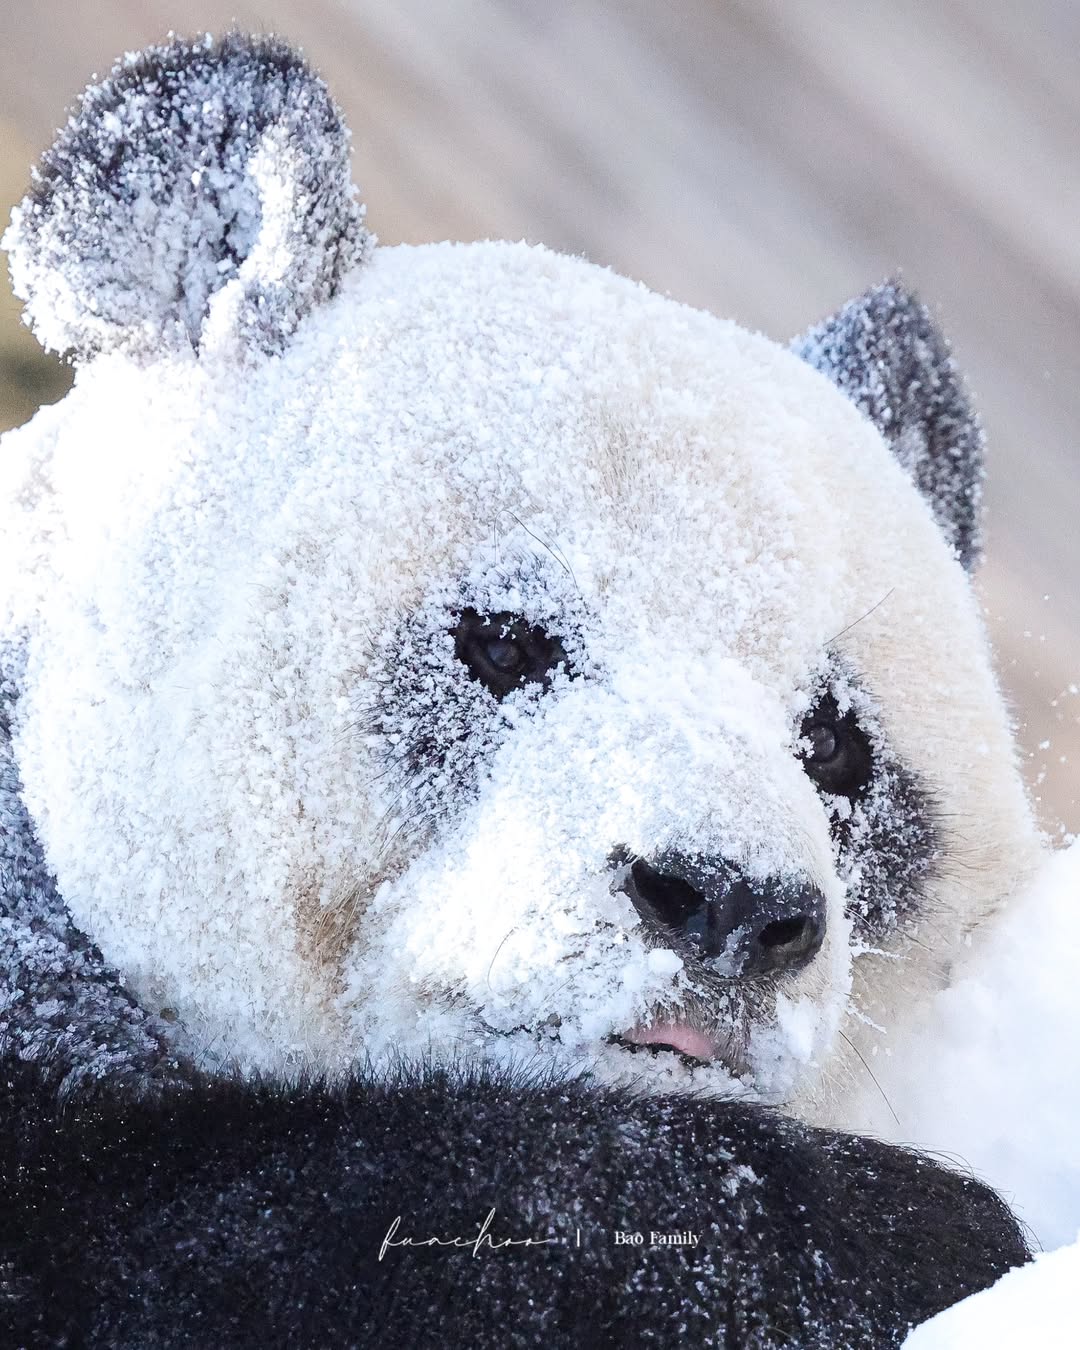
{"left": 622, "top": 1022, "right": 715, "bottom": 1062}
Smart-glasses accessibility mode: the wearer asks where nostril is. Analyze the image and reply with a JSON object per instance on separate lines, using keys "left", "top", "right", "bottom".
{"left": 629, "top": 859, "right": 704, "bottom": 928}
{"left": 750, "top": 906, "right": 825, "bottom": 974}
{"left": 758, "top": 916, "right": 813, "bottom": 951}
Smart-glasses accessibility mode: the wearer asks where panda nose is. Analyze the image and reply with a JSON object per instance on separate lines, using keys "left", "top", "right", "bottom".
{"left": 625, "top": 853, "right": 826, "bottom": 975}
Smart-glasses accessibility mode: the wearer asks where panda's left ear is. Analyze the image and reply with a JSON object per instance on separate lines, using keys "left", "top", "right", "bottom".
{"left": 790, "top": 281, "right": 984, "bottom": 570}
{"left": 3, "top": 33, "right": 371, "bottom": 362}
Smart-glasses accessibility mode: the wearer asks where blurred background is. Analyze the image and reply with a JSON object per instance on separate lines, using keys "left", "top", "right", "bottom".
{"left": 1, "top": 0, "right": 1077, "bottom": 831}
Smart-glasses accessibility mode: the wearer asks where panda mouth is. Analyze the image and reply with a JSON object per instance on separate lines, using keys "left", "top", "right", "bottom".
{"left": 607, "top": 981, "right": 760, "bottom": 1076}
{"left": 613, "top": 1020, "right": 718, "bottom": 1062}
{"left": 478, "top": 1013, "right": 732, "bottom": 1069}
{"left": 475, "top": 977, "right": 757, "bottom": 1075}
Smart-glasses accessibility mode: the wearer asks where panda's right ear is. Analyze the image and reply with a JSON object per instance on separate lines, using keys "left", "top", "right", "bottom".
{"left": 790, "top": 281, "right": 984, "bottom": 571}
{"left": 2, "top": 32, "right": 371, "bottom": 364}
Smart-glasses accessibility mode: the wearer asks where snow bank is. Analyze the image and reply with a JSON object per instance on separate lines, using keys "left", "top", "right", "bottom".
{"left": 890, "top": 843, "right": 1080, "bottom": 1343}
{"left": 903, "top": 1236, "right": 1080, "bottom": 1349}
{"left": 877, "top": 841, "right": 1080, "bottom": 1251}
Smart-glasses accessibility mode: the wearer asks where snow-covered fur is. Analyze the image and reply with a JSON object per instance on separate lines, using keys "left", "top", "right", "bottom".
{"left": 0, "top": 31, "right": 1042, "bottom": 1347}
{"left": 6, "top": 33, "right": 369, "bottom": 360}
{"left": 1, "top": 1054, "right": 1028, "bottom": 1350}
{"left": 0, "top": 34, "right": 1039, "bottom": 1129}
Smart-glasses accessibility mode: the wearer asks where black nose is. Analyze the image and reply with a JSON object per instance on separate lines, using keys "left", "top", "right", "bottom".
{"left": 624, "top": 852, "right": 826, "bottom": 976}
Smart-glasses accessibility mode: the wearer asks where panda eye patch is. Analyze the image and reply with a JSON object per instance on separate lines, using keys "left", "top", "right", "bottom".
{"left": 798, "top": 696, "right": 873, "bottom": 799}
{"left": 453, "top": 608, "right": 569, "bottom": 699}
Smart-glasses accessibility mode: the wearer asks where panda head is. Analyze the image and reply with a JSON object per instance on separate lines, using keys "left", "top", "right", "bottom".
{"left": 1, "top": 34, "right": 1039, "bottom": 1114}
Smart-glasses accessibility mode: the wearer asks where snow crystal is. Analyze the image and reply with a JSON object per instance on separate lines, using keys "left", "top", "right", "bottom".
{"left": 0, "top": 668, "right": 176, "bottom": 1086}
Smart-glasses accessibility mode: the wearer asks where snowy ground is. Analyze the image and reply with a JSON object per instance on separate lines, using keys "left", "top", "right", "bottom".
{"left": 905, "top": 1237, "right": 1080, "bottom": 1349}
{"left": 891, "top": 843, "right": 1080, "bottom": 1345}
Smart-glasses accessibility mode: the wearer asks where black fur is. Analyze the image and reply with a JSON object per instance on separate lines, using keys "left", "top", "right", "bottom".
{"left": 791, "top": 281, "right": 984, "bottom": 570}
{"left": 808, "top": 670, "right": 942, "bottom": 940}
{"left": 1, "top": 1054, "right": 1027, "bottom": 1349}
{"left": 840, "top": 742, "right": 941, "bottom": 938}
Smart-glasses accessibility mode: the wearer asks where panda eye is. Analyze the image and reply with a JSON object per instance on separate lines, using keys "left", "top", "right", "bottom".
{"left": 453, "top": 608, "right": 568, "bottom": 699}
{"left": 798, "top": 699, "right": 873, "bottom": 799}
{"left": 805, "top": 724, "right": 838, "bottom": 763}
{"left": 484, "top": 636, "right": 526, "bottom": 675}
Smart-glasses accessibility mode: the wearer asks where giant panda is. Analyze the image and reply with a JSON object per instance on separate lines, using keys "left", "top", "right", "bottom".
{"left": 0, "top": 32, "right": 1037, "bottom": 1347}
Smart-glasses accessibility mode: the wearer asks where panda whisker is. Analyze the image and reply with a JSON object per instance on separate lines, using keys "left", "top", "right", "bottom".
{"left": 523, "top": 972, "right": 580, "bottom": 1020}
{"left": 503, "top": 509, "right": 580, "bottom": 594}
{"left": 913, "top": 909, "right": 953, "bottom": 947}
{"left": 364, "top": 745, "right": 424, "bottom": 789}
{"left": 486, "top": 927, "right": 520, "bottom": 989}
{"left": 825, "top": 588, "right": 895, "bottom": 647}
{"left": 838, "top": 1028, "right": 901, "bottom": 1128}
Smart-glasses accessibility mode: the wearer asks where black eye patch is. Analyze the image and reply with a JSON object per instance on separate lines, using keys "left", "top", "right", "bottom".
{"left": 794, "top": 675, "right": 940, "bottom": 938}
{"left": 453, "top": 608, "right": 569, "bottom": 699}
{"left": 798, "top": 693, "right": 874, "bottom": 800}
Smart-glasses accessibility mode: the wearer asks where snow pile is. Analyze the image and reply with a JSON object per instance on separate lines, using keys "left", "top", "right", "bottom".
{"left": 903, "top": 1235, "right": 1080, "bottom": 1349}
{"left": 874, "top": 841, "right": 1080, "bottom": 1252}
{"left": 882, "top": 843, "right": 1080, "bottom": 1344}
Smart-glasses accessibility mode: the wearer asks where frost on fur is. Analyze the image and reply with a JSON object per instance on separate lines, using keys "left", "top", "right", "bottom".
{"left": 0, "top": 36, "right": 1040, "bottom": 1123}
{"left": 792, "top": 281, "right": 984, "bottom": 570}
{"left": 2, "top": 32, "right": 371, "bottom": 361}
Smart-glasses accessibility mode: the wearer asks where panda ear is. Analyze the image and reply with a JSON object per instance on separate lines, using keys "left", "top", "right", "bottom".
{"left": 790, "top": 281, "right": 984, "bottom": 571}
{"left": 2, "top": 33, "right": 371, "bottom": 362}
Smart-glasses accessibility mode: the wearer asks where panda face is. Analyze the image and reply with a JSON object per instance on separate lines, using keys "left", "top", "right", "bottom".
{"left": 0, "top": 36, "right": 1040, "bottom": 1121}
{"left": 0, "top": 241, "right": 1034, "bottom": 1116}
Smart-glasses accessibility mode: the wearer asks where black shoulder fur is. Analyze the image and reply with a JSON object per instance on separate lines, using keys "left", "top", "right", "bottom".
{"left": 1, "top": 1054, "right": 1027, "bottom": 1349}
